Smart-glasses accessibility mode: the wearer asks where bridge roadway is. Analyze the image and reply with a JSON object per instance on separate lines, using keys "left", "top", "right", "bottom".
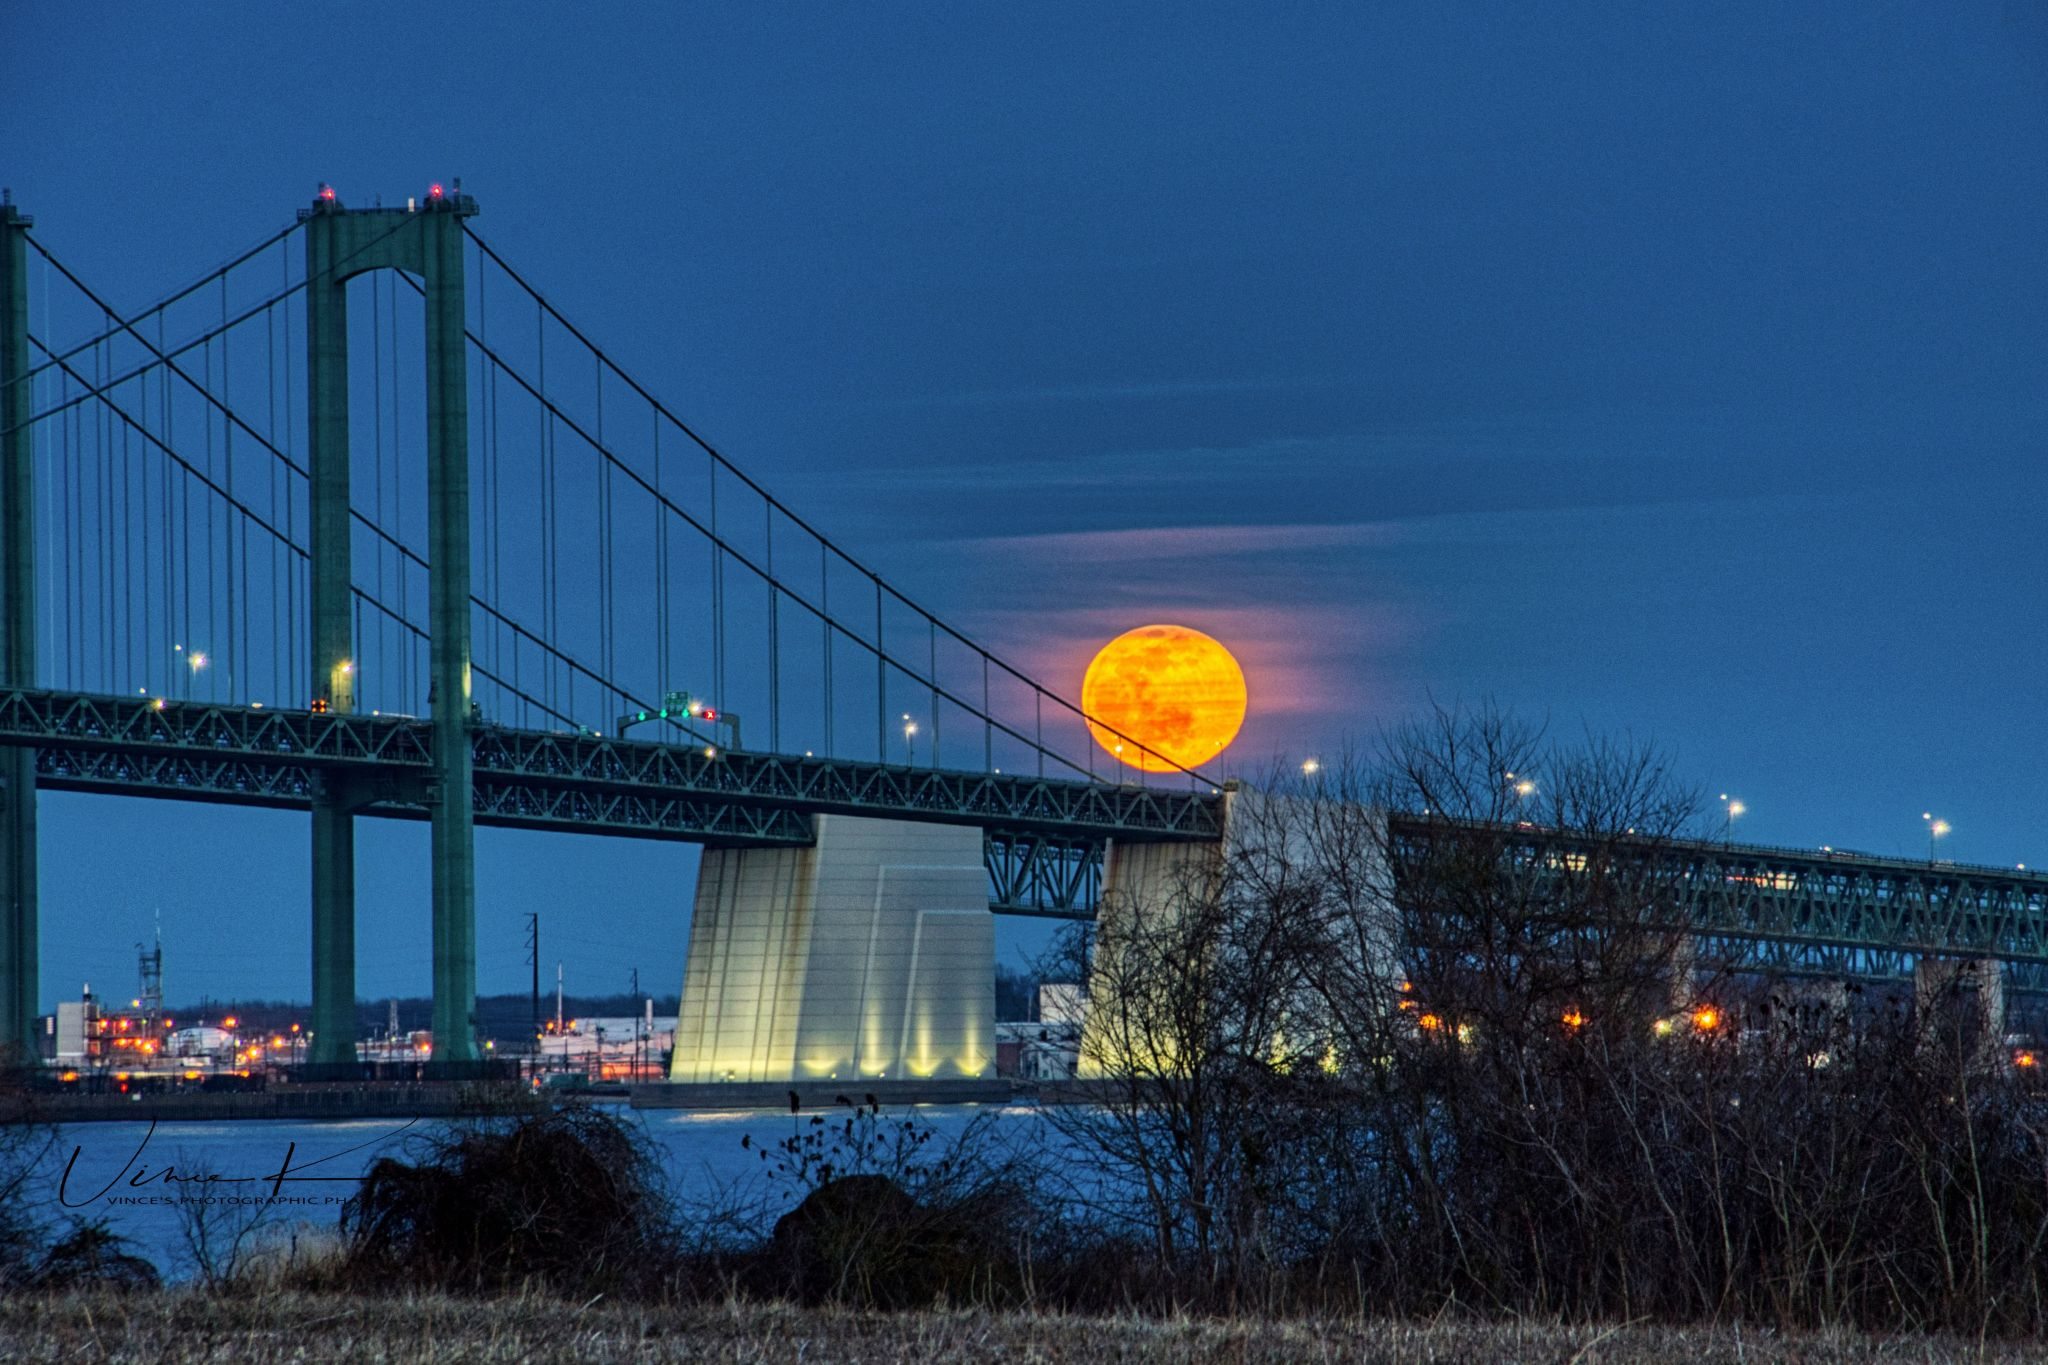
{"left": 7, "top": 687, "right": 2046, "bottom": 981}
{"left": 1391, "top": 813, "right": 2048, "bottom": 988}
{"left": 0, "top": 688, "right": 1224, "bottom": 918}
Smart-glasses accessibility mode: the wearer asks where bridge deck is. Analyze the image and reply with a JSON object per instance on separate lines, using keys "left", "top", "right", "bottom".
{"left": 1391, "top": 813, "right": 2048, "bottom": 977}
{"left": 0, "top": 688, "right": 1224, "bottom": 918}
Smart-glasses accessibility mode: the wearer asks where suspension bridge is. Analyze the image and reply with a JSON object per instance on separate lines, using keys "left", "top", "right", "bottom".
{"left": 0, "top": 184, "right": 1222, "bottom": 1080}
{"left": 1, "top": 186, "right": 2043, "bottom": 1082}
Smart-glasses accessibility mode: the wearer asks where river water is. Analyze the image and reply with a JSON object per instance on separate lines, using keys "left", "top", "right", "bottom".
{"left": 14, "top": 1102, "right": 1063, "bottom": 1281}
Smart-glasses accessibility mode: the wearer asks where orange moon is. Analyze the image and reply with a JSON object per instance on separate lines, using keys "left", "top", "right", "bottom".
{"left": 1081, "top": 625, "right": 1248, "bottom": 772}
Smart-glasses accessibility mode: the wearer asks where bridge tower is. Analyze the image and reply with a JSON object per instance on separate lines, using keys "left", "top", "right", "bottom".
{"left": 302, "top": 188, "right": 480, "bottom": 1066}
{"left": 0, "top": 200, "right": 36, "bottom": 1060}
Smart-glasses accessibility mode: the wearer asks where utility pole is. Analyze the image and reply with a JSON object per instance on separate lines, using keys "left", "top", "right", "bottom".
{"left": 525, "top": 912, "right": 539, "bottom": 1051}
{"left": 554, "top": 961, "right": 564, "bottom": 1069}
{"left": 630, "top": 968, "right": 641, "bottom": 1080}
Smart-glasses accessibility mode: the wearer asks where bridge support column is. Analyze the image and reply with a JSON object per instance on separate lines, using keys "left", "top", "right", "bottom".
{"left": 302, "top": 190, "right": 479, "bottom": 1066}
{"left": 669, "top": 816, "right": 993, "bottom": 1084}
{"left": 420, "top": 200, "right": 476, "bottom": 1064}
{"left": 0, "top": 201, "right": 37, "bottom": 1062}
{"left": 304, "top": 203, "right": 357, "bottom": 1066}
{"left": 1076, "top": 835, "right": 1229, "bottom": 1078}
{"left": 1914, "top": 956, "right": 2007, "bottom": 1064}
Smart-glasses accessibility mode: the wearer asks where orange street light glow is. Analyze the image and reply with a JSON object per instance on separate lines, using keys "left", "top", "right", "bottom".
{"left": 1692, "top": 1006, "right": 1721, "bottom": 1033}
{"left": 1081, "top": 625, "right": 1247, "bottom": 773}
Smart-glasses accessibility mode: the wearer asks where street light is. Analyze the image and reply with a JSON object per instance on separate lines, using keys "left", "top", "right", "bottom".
{"left": 1924, "top": 812, "right": 1951, "bottom": 862}
{"left": 1301, "top": 758, "right": 1321, "bottom": 777}
{"left": 1720, "top": 794, "right": 1745, "bottom": 842}
{"left": 902, "top": 714, "right": 918, "bottom": 766}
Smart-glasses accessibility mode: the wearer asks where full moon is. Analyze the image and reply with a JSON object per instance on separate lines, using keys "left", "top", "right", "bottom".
{"left": 1081, "top": 624, "right": 1248, "bottom": 773}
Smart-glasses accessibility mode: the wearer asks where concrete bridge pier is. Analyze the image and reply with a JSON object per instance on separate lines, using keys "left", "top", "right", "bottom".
{"left": 669, "top": 815, "right": 995, "bottom": 1084}
{"left": 1914, "top": 955, "right": 2007, "bottom": 1062}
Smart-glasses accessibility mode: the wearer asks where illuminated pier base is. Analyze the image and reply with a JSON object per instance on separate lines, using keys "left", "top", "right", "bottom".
{"left": 1913, "top": 956, "right": 2007, "bottom": 1059}
{"left": 669, "top": 815, "right": 993, "bottom": 1083}
{"left": 1076, "top": 829, "right": 1231, "bottom": 1079}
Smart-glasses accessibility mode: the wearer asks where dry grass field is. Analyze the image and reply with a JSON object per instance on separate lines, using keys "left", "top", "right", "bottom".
{"left": 0, "top": 1293, "right": 2038, "bottom": 1364}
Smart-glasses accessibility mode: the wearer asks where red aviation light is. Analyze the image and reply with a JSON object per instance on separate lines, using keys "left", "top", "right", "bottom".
{"left": 319, "top": 184, "right": 337, "bottom": 202}
{"left": 428, "top": 182, "right": 444, "bottom": 200}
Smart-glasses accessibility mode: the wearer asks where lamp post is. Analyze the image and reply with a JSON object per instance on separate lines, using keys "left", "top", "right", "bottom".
{"left": 174, "top": 645, "right": 208, "bottom": 701}
{"left": 1720, "top": 794, "right": 1745, "bottom": 843}
{"left": 902, "top": 714, "right": 918, "bottom": 766}
{"left": 1923, "top": 812, "right": 1951, "bottom": 863}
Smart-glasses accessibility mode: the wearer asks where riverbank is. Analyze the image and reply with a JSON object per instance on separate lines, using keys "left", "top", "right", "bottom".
{"left": 1, "top": 1077, "right": 1022, "bottom": 1125}
{"left": 0, "top": 1081, "right": 545, "bottom": 1125}
{"left": 0, "top": 1291, "right": 2031, "bottom": 1363}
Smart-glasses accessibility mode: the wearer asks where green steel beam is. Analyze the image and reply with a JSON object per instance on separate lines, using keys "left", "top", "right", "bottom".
{"left": 0, "top": 200, "right": 35, "bottom": 1060}
{"left": 299, "top": 189, "right": 482, "bottom": 1064}
{"left": 0, "top": 689, "right": 1222, "bottom": 840}
{"left": 303, "top": 196, "right": 359, "bottom": 1066}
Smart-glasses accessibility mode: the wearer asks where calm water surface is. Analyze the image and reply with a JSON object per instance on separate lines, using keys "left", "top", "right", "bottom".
{"left": 18, "top": 1103, "right": 1062, "bottom": 1281}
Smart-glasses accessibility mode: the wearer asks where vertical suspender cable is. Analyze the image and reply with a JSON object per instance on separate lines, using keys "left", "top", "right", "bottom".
{"left": 222, "top": 276, "right": 237, "bottom": 702}
{"left": 390, "top": 271, "right": 406, "bottom": 712}
{"left": 767, "top": 503, "right": 778, "bottom": 754}
{"left": 709, "top": 454, "right": 722, "bottom": 711}
{"left": 122, "top": 418, "right": 133, "bottom": 685}
{"left": 160, "top": 309, "right": 172, "bottom": 695}
{"left": 874, "top": 577, "right": 884, "bottom": 761}
{"left": 653, "top": 413, "right": 666, "bottom": 700}
{"left": 596, "top": 354, "right": 611, "bottom": 703}
{"left": 821, "top": 543, "right": 832, "bottom": 756}
{"left": 373, "top": 273, "right": 385, "bottom": 706}
{"left": 268, "top": 283, "right": 279, "bottom": 703}
{"left": 539, "top": 296, "right": 554, "bottom": 720}
{"left": 38, "top": 259, "right": 54, "bottom": 684}
{"left": 96, "top": 314, "right": 109, "bottom": 687}
{"left": 203, "top": 307, "right": 215, "bottom": 700}
{"left": 60, "top": 353, "right": 72, "bottom": 686}
{"left": 281, "top": 241, "right": 296, "bottom": 703}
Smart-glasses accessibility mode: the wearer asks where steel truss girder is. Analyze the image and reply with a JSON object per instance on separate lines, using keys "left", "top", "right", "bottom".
{"left": 468, "top": 727, "right": 1220, "bottom": 840}
{"left": 0, "top": 689, "right": 1220, "bottom": 843}
{"left": 1390, "top": 815, "right": 2048, "bottom": 967}
{"left": 0, "top": 689, "right": 1178, "bottom": 910}
{"left": 31, "top": 741, "right": 814, "bottom": 847}
{"left": 985, "top": 831, "right": 1104, "bottom": 919}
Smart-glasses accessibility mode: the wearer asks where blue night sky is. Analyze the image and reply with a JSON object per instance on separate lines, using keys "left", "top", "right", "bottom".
{"left": 4, "top": 5, "right": 2046, "bottom": 1010}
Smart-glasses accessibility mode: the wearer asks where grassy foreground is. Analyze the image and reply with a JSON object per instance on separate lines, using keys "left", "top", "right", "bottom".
{"left": 0, "top": 1293, "right": 2037, "bottom": 1363}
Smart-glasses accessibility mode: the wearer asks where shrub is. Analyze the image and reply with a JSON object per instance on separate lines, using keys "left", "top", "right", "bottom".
{"left": 337, "top": 1107, "right": 673, "bottom": 1295}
